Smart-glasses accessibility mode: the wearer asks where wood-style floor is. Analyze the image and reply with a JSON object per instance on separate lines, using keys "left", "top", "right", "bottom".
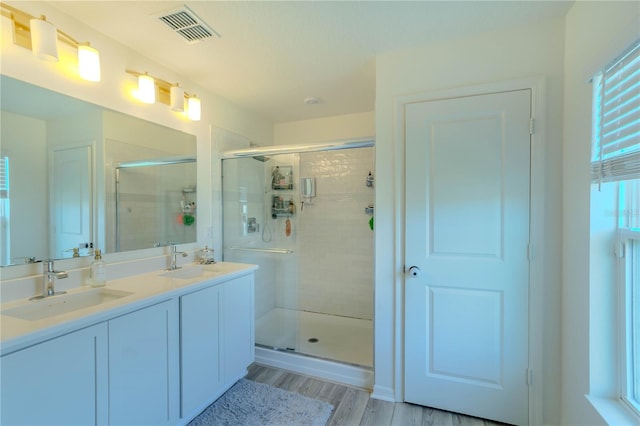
{"left": 245, "top": 364, "right": 509, "bottom": 426}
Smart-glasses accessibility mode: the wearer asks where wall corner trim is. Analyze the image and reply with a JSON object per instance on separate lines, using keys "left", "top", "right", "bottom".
{"left": 371, "top": 385, "right": 397, "bottom": 402}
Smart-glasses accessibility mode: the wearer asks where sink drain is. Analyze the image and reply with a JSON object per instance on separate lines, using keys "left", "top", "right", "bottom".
{"left": 307, "top": 337, "right": 319, "bottom": 343}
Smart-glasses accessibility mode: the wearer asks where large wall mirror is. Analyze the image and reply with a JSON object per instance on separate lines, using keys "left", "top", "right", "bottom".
{"left": 0, "top": 75, "right": 197, "bottom": 267}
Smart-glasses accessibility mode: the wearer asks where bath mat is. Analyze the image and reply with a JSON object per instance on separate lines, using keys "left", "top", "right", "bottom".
{"left": 188, "top": 378, "right": 334, "bottom": 426}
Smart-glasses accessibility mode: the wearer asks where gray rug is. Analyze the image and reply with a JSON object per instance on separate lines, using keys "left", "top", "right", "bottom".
{"left": 188, "top": 379, "right": 334, "bottom": 426}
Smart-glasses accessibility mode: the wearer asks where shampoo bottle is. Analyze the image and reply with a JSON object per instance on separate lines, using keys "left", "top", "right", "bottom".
{"left": 90, "top": 249, "right": 106, "bottom": 287}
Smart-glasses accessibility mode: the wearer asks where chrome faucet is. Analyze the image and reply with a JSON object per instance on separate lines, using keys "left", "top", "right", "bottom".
{"left": 31, "top": 260, "right": 68, "bottom": 300}
{"left": 167, "top": 245, "right": 187, "bottom": 271}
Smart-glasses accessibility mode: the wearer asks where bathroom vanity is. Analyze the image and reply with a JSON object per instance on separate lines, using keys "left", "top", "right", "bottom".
{"left": 0, "top": 262, "right": 256, "bottom": 426}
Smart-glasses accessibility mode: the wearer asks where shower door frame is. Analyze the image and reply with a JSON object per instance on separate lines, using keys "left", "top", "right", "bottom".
{"left": 220, "top": 138, "right": 375, "bottom": 360}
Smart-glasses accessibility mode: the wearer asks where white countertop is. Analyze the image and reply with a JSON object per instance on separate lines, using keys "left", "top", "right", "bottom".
{"left": 0, "top": 262, "right": 257, "bottom": 356}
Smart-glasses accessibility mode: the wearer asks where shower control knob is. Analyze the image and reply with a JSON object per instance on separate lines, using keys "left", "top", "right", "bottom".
{"left": 407, "top": 266, "right": 421, "bottom": 278}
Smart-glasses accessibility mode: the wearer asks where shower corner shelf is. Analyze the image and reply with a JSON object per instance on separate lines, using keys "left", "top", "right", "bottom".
{"left": 271, "top": 165, "right": 294, "bottom": 191}
{"left": 271, "top": 192, "right": 296, "bottom": 218}
{"left": 272, "top": 211, "right": 294, "bottom": 218}
{"left": 272, "top": 183, "right": 294, "bottom": 191}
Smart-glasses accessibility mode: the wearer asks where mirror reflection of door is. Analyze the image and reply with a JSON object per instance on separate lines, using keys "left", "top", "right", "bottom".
{"left": 50, "top": 144, "right": 93, "bottom": 259}
{"left": 1, "top": 76, "right": 198, "bottom": 266}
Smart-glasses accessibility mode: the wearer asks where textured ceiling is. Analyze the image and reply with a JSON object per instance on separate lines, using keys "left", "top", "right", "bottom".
{"left": 48, "top": 1, "right": 573, "bottom": 124}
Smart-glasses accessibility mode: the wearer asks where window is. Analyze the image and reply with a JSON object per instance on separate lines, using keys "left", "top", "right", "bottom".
{"left": 591, "top": 42, "right": 640, "bottom": 186}
{"left": 591, "top": 39, "right": 640, "bottom": 417}
{"left": 620, "top": 228, "right": 640, "bottom": 414}
{"left": 0, "top": 155, "right": 9, "bottom": 266}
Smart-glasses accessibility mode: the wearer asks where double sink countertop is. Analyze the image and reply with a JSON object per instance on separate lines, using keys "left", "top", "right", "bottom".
{"left": 0, "top": 262, "right": 258, "bottom": 356}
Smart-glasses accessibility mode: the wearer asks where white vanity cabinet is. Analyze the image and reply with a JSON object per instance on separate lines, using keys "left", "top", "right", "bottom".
{"left": 180, "top": 284, "right": 223, "bottom": 418}
{"left": 180, "top": 274, "right": 255, "bottom": 421}
{"left": 0, "top": 323, "right": 109, "bottom": 426}
{"left": 0, "top": 266, "right": 256, "bottom": 426}
{"left": 108, "top": 299, "right": 179, "bottom": 425}
{"left": 222, "top": 274, "right": 255, "bottom": 383}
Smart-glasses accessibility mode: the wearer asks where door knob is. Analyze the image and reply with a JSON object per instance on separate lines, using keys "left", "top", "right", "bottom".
{"left": 408, "top": 266, "right": 421, "bottom": 278}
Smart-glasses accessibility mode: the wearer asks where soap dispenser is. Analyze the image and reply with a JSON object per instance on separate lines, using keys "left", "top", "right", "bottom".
{"left": 89, "top": 249, "right": 106, "bottom": 287}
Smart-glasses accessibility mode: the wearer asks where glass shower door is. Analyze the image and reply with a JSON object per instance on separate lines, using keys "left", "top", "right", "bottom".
{"left": 222, "top": 144, "right": 375, "bottom": 366}
{"left": 222, "top": 155, "right": 300, "bottom": 352}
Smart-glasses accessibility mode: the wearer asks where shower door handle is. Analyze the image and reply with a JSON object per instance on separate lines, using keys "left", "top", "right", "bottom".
{"left": 407, "top": 266, "right": 421, "bottom": 278}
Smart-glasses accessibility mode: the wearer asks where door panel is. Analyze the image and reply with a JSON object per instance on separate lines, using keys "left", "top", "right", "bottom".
{"left": 404, "top": 90, "right": 530, "bottom": 425}
{"left": 109, "top": 300, "right": 179, "bottom": 425}
{"left": 51, "top": 145, "right": 92, "bottom": 258}
{"left": 430, "top": 116, "right": 503, "bottom": 257}
{"left": 430, "top": 286, "right": 503, "bottom": 385}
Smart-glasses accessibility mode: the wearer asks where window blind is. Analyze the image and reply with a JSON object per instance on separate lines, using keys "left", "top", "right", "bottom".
{"left": 591, "top": 40, "right": 640, "bottom": 184}
{"left": 0, "top": 156, "right": 8, "bottom": 199}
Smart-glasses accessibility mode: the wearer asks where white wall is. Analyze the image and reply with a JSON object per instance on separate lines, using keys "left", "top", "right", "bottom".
{"left": 274, "top": 111, "right": 374, "bottom": 145}
{"left": 562, "top": 2, "right": 639, "bottom": 424}
{"left": 0, "top": 0, "right": 273, "bottom": 273}
{"left": 375, "top": 17, "right": 565, "bottom": 423}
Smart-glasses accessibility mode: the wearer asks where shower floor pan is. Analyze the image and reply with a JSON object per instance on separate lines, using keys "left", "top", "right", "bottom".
{"left": 256, "top": 308, "right": 373, "bottom": 367}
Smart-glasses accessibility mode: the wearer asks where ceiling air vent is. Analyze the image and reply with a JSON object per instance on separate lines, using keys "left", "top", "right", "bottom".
{"left": 155, "top": 6, "right": 220, "bottom": 44}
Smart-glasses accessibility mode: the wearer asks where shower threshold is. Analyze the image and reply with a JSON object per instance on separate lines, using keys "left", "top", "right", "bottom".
{"left": 255, "top": 308, "right": 373, "bottom": 367}
{"left": 256, "top": 343, "right": 373, "bottom": 370}
{"left": 254, "top": 345, "right": 374, "bottom": 390}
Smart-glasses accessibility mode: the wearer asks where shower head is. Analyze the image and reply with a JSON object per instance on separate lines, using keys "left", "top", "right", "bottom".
{"left": 253, "top": 155, "right": 270, "bottom": 162}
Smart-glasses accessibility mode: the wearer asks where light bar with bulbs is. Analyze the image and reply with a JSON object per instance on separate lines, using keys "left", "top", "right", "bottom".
{"left": 0, "top": 3, "right": 101, "bottom": 82}
{"left": 125, "top": 69, "right": 201, "bottom": 121}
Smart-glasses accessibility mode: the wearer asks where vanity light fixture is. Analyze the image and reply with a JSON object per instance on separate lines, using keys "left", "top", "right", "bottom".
{"left": 77, "top": 43, "right": 101, "bottom": 82}
{"left": 29, "top": 15, "right": 58, "bottom": 61}
{"left": 187, "top": 95, "right": 201, "bottom": 121}
{"left": 0, "top": 4, "right": 102, "bottom": 82}
{"left": 126, "top": 69, "right": 201, "bottom": 121}
{"left": 137, "top": 73, "right": 156, "bottom": 104}
{"left": 170, "top": 84, "right": 185, "bottom": 112}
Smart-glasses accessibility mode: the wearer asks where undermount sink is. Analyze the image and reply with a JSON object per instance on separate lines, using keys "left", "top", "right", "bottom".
{"left": 160, "top": 266, "right": 209, "bottom": 279}
{"left": 2, "top": 288, "right": 134, "bottom": 321}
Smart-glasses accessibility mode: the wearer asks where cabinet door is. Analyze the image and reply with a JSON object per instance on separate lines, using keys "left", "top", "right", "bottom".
{"left": 1, "top": 323, "right": 108, "bottom": 426}
{"left": 108, "top": 300, "right": 179, "bottom": 426}
{"left": 180, "top": 284, "right": 222, "bottom": 418}
{"left": 223, "top": 274, "right": 255, "bottom": 384}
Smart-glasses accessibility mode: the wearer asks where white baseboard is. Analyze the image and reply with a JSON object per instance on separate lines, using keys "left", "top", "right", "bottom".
{"left": 255, "top": 346, "right": 374, "bottom": 390}
{"left": 371, "top": 384, "right": 397, "bottom": 402}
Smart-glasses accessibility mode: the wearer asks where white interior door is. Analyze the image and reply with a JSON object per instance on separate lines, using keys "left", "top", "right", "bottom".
{"left": 51, "top": 145, "right": 93, "bottom": 259}
{"left": 404, "top": 90, "right": 531, "bottom": 425}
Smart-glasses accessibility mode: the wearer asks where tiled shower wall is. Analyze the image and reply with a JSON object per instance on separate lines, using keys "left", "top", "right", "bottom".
{"left": 293, "top": 147, "right": 374, "bottom": 320}
{"left": 223, "top": 147, "right": 374, "bottom": 322}
{"left": 115, "top": 163, "right": 196, "bottom": 252}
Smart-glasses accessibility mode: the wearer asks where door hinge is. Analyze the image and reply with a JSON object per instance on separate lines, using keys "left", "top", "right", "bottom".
{"left": 615, "top": 242, "right": 625, "bottom": 259}
{"left": 529, "top": 118, "right": 535, "bottom": 135}
{"left": 527, "top": 368, "right": 533, "bottom": 386}
{"left": 527, "top": 243, "right": 532, "bottom": 261}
